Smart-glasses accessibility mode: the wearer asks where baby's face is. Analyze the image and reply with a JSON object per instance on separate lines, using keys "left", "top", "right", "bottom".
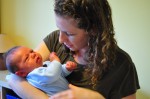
{"left": 14, "top": 46, "right": 43, "bottom": 73}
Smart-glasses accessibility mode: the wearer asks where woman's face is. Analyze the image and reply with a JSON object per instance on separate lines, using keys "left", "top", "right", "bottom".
{"left": 55, "top": 14, "right": 88, "bottom": 52}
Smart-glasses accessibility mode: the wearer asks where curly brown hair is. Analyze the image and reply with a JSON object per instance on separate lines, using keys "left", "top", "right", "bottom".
{"left": 54, "top": 0, "right": 117, "bottom": 88}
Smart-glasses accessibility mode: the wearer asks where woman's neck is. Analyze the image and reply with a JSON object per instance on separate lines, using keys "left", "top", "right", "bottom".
{"left": 73, "top": 48, "right": 88, "bottom": 65}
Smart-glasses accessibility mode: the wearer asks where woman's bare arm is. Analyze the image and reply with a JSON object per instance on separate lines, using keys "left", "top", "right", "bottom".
{"left": 51, "top": 84, "right": 105, "bottom": 99}
{"left": 122, "top": 93, "right": 136, "bottom": 99}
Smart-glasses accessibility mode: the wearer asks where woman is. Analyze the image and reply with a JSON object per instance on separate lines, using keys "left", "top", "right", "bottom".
{"left": 7, "top": 0, "right": 140, "bottom": 98}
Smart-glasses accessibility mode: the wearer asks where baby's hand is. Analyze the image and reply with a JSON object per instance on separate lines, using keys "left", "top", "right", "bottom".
{"left": 66, "top": 61, "right": 77, "bottom": 71}
{"left": 49, "top": 52, "right": 60, "bottom": 62}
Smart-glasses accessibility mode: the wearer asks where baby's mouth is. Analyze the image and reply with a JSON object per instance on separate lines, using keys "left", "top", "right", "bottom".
{"left": 36, "top": 56, "right": 41, "bottom": 64}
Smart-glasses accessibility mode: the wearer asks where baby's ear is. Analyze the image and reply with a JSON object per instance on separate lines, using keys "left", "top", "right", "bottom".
{"left": 15, "top": 71, "right": 26, "bottom": 77}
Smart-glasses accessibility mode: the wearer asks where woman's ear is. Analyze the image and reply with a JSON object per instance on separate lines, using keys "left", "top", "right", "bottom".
{"left": 15, "top": 71, "right": 27, "bottom": 77}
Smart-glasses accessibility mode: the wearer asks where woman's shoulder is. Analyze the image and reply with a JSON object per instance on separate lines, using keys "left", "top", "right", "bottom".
{"left": 114, "top": 47, "right": 135, "bottom": 70}
{"left": 116, "top": 47, "right": 134, "bottom": 64}
{"left": 45, "top": 30, "right": 60, "bottom": 38}
{"left": 43, "top": 30, "right": 71, "bottom": 64}
{"left": 50, "top": 30, "right": 60, "bottom": 35}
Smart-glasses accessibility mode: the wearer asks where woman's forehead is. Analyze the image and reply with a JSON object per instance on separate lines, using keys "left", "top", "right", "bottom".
{"left": 56, "top": 15, "right": 78, "bottom": 28}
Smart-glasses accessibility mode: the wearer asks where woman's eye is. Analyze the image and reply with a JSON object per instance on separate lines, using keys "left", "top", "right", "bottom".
{"left": 66, "top": 32, "right": 74, "bottom": 36}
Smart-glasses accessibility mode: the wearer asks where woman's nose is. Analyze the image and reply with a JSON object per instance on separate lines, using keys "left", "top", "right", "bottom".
{"left": 59, "top": 31, "right": 67, "bottom": 43}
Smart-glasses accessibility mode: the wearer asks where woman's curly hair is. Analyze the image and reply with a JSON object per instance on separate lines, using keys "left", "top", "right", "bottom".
{"left": 54, "top": 0, "right": 117, "bottom": 88}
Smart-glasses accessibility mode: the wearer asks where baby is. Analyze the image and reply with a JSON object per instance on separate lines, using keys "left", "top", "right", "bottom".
{"left": 5, "top": 46, "right": 77, "bottom": 96}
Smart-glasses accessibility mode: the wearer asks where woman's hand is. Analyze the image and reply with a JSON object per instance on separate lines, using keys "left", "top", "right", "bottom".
{"left": 50, "top": 84, "right": 105, "bottom": 99}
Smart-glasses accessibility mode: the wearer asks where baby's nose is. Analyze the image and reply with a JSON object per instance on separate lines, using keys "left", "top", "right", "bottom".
{"left": 31, "top": 53, "right": 36, "bottom": 58}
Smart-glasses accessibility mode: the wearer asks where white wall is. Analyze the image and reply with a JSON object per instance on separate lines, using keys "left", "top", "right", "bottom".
{"left": 1, "top": 0, "right": 57, "bottom": 48}
{"left": 1, "top": 0, "right": 150, "bottom": 98}
{"left": 108, "top": 0, "right": 150, "bottom": 98}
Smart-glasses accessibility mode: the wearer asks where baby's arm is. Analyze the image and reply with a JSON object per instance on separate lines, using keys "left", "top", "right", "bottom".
{"left": 65, "top": 61, "right": 77, "bottom": 71}
{"left": 49, "top": 52, "right": 60, "bottom": 62}
{"left": 62, "top": 61, "right": 77, "bottom": 77}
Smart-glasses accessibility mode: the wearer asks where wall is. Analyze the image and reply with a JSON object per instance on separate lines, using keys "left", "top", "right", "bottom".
{"left": 0, "top": 0, "right": 1, "bottom": 33}
{"left": 1, "top": 0, "right": 57, "bottom": 48}
{"left": 108, "top": 0, "right": 150, "bottom": 98}
{"left": 1, "top": 0, "right": 150, "bottom": 98}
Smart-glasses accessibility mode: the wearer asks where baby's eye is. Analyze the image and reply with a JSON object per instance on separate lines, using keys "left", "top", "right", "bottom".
{"left": 30, "top": 50, "right": 34, "bottom": 53}
{"left": 25, "top": 56, "right": 29, "bottom": 62}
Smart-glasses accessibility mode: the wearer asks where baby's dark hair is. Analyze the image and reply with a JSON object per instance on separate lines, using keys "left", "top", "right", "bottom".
{"left": 5, "top": 46, "right": 21, "bottom": 74}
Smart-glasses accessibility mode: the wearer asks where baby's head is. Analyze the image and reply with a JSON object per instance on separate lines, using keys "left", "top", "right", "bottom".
{"left": 5, "top": 46, "right": 43, "bottom": 77}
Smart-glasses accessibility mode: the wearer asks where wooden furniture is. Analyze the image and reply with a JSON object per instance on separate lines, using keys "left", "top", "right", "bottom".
{"left": 0, "top": 53, "right": 6, "bottom": 70}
